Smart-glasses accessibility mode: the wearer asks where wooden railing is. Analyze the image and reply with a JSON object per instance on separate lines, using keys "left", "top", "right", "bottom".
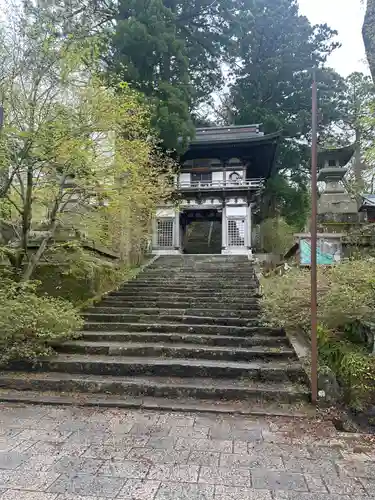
{"left": 177, "top": 179, "right": 263, "bottom": 190}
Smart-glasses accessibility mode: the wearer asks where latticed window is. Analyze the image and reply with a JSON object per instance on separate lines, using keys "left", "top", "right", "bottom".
{"left": 157, "top": 219, "right": 174, "bottom": 247}
{"left": 191, "top": 171, "right": 212, "bottom": 185}
{"left": 227, "top": 219, "right": 245, "bottom": 247}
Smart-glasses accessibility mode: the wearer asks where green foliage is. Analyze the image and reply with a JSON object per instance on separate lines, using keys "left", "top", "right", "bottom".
{"left": 343, "top": 225, "right": 375, "bottom": 252}
{"left": 261, "top": 260, "right": 375, "bottom": 409}
{"left": 34, "top": 244, "right": 142, "bottom": 306}
{"left": 261, "top": 259, "right": 375, "bottom": 333}
{"left": 318, "top": 326, "right": 375, "bottom": 410}
{"left": 0, "top": 8, "right": 175, "bottom": 279}
{"left": 363, "top": 0, "right": 375, "bottom": 82}
{"left": 108, "top": 0, "right": 254, "bottom": 150}
{"left": 230, "top": 0, "right": 342, "bottom": 134}
{"left": 262, "top": 175, "right": 309, "bottom": 230}
{"left": 261, "top": 267, "right": 312, "bottom": 332}
{"left": 0, "top": 276, "right": 83, "bottom": 366}
{"left": 259, "top": 218, "right": 296, "bottom": 255}
{"left": 225, "top": 0, "right": 348, "bottom": 226}
{"left": 109, "top": 0, "right": 192, "bottom": 151}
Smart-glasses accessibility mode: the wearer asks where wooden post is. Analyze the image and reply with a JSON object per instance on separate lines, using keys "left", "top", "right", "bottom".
{"left": 221, "top": 204, "right": 227, "bottom": 251}
{"left": 311, "top": 69, "right": 318, "bottom": 405}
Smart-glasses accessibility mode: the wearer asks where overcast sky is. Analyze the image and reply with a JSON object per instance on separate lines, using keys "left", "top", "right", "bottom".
{"left": 298, "top": 0, "right": 369, "bottom": 77}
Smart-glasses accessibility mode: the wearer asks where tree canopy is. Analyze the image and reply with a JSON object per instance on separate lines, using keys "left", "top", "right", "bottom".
{"left": 363, "top": 0, "right": 375, "bottom": 82}
{"left": 107, "top": 0, "right": 255, "bottom": 151}
{"left": 0, "top": 4, "right": 174, "bottom": 280}
{"left": 219, "top": 0, "right": 341, "bottom": 225}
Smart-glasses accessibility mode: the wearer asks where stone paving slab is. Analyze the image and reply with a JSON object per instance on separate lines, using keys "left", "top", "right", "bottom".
{"left": 117, "top": 479, "right": 161, "bottom": 499}
{"left": 154, "top": 482, "right": 214, "bottom": 499}
{"left": 214, "top": 486, "right": 272, "bottom": 499}
{"left": 48, "top": 473, "right": 126, "bottom": 497}
{"left": 0, "top": 403, "right": 375, "bottom": 499}
{"left": 0, "top": 492, "right": 58, "bottom": 500}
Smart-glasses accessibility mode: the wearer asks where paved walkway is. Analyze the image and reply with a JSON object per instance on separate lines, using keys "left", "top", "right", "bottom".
{"left": 0, "top": 404, "right": 374, "bottom": 499}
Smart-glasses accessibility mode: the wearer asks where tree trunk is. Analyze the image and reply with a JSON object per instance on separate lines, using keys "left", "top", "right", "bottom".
{"left": 363, "top": 0, "right": 375, "bottom": 81}
{"left": 354, "top": 128, "right": 365, "bottom": 191}
{"left": 21, "top": 174, "right": 68, "bottom": 281}
{"left": 21, "top": 221, "right": 58, "bottom": 282}
{"left": 20, "top": 164, "right": 33, "bottom": 263}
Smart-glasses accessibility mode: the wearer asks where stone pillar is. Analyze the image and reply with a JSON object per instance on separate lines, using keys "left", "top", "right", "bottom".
{"left": 174, "top": 210, "right": 180, "bottom": 250}
{"left": 152, "top": 218, "right": 158, "bottom": 249}
{"left": 223, "top": 159, "right": 228, "bottom": 186}
{"left": 246, "top": 204, "right": 252, "bottom": 249}
{"left": 221, "top": 205, "right": 227, "bottom": 250}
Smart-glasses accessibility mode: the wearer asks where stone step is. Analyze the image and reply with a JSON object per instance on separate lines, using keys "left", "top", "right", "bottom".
{"left": 80, "top": 331, "right": 289, "bottom": 347}
{"left": 135, "top": 273, "right": 257, "bottom": 278}
{"left": 119, "top": 282, "right": 259, "bottom": 289}
{"left": 0, "top": 373, "right": 310, "bottom": 404}
{"left": 14, "top": 354, "right": 307, "bottom": 382}
{"left": 139, "top": 270, "right": 257, "bottom": 274}
{"left": 82, "top": 313, "right": 260, "bottom": 327}
{"left": 109, "top": 289, "right": 260, "bottom": 297}
{"left": 0, "top": 390, "right": 315, "bottom": 416}
{"left": 151, "top": 259, "right": 255, "bottom": 271}
{"left": 84, "top": 307, "right": 261, "bottom": 318}
{"left": 150, "top": 262, "right": 252, "bottom": 267}
{"left": 82, "top": 322, "right": 280, "bottom": 337}
{"left": 147, "top": 259, "right": 255, "bottom": 271}
{"left": 58, "top": 341, "right": 295, "bottom": 362}
{"left": 140, "top": 269, "right": 256, "bottom": 280}
{"left": 131, "top": 278, "right": 259, "bottom": 290}
{"left": 151, "top": 257, "right": 250, "bottom": 261}
{"left": 99, "top": 298, "right": 262, "bottom": 310}
{"left": 129, "top": 282, "right": 259, "bottom": 289}
{"left": 148, "top": 269, "right": 256, "bottom": 274}
{"left": 157, "top": 259, "right": 250, "bottom": 262}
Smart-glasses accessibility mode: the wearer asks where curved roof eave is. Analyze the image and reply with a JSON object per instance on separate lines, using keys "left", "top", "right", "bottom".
{"left": 317, "top": 144, "right": 356, "bottom": 168}
{"left": 187, "top": 131, "right": 282, "bottom": 150}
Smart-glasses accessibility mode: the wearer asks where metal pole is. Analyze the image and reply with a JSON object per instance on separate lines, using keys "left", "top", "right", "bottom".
{"left": 311, "top": 69, "right": 318, "bottom": 405}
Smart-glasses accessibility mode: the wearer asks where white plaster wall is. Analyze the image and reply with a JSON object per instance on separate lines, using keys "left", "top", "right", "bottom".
{"left": 153, "top": 249, "right": 181, "bottom": 255}
{"left": 156, "top": 208, "right": 175, "bottom": 217}
{"left": 179, "top": 173, "right": 191, "bottom": 185}
{"left": 222, "top": 248, "right": 252, "bottom": 257}
{"left": 226, "top": 206, "right": 246, "bottom": 217}
{"left": 212, "top": 171, "right": 223, "bottom": 182}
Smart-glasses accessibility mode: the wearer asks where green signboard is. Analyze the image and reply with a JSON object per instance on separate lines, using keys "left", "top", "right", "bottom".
{"left": 300, "top": 238, "right": 341, "bottom": 266}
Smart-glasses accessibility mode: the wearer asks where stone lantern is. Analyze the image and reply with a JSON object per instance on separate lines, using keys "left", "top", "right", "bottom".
{"left": 317, "top": 145, "right": 363, "bottom": 232}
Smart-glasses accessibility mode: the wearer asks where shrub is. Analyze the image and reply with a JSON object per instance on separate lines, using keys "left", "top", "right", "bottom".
{"left": 261, "top": 259, "right": 375, "bottom": 334}
{"left": 259, "top": 218, "right": 297, "bottom": 255}
{"left": 0, "top": 277, "right": 83, "bottom": 366}
{"left": 261, "top": 259, "right": 375, "bottom": 409}
{"left": 318, "top": 326, "right": 375, "bottom": 410}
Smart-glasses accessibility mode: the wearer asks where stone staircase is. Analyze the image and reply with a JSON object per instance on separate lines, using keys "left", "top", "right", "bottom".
{"left": 0, "top": 255, "right": 311, "bottom": 413}
{"left": 184, "top": 221, "right": 222, "bottom": 254}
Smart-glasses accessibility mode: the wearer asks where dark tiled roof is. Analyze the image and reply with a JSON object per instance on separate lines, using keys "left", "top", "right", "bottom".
{"left": 360, "top": 194, "right": 375, "bottom": 208}
{"left": 192, "top": 125, "right": 263, "bottom": 144}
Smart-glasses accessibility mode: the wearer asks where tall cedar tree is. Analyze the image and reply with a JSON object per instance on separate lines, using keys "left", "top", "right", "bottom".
{"left": 228, "top": 0, "right": 341, "bottom": 225}
{"left": 108, "top": 0, "right": 254, "bottom": 151}
{"left": 364, "top": 0, "right": 375, "bottom": 82}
